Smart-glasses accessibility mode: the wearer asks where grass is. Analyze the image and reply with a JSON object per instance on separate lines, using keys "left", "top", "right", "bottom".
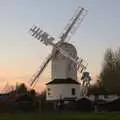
{"left": 0, "top": 112, "right": 120, "bottom": 120}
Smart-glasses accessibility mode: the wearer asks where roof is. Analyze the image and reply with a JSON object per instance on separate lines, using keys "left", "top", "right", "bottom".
{"left": 46, "top": 78, "right": 80, "bottom": 85}
{"left": 88, "top": 89, "right": 118, "bottom": 95}
{"left": 52, "top": 42, "right": 77, "bottom": 57}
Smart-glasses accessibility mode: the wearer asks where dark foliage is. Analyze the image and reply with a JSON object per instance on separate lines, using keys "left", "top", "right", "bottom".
{"left": 0, "top": 83, "right": 40, "bottom": 113}
{"left": 75, "top": 98, "right": 94, "bottom": 112}
{"left": 15, "top": 94, "right": 39, "bottom": 112}
{"left": 100, "top": 48, "right": 120, "bottom": 93}
{"left": 105, "top": 98, "right": 120, "bottom": 112}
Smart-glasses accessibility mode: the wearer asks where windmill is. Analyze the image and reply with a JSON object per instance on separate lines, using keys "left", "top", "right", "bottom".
{"left": 29, "top": 7, "right": 88, "bottom": 101}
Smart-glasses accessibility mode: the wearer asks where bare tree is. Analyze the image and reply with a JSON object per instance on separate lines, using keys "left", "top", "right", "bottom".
{"left": 100, "top": 48, "right": 120, "bottom": 93}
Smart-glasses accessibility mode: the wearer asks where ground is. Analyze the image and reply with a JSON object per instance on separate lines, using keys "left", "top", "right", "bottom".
{"left": 0, "top": 112, "right": 120, "bottom": 120}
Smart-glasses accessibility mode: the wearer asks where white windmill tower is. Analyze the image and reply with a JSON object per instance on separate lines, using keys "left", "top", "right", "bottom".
{"left": 29, "top": 7, "right": 88, "bottom": 101}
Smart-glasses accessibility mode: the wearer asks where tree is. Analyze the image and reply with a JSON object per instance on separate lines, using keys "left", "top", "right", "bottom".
{"left": 15, "top": 83, "right": 27, "bottom": 94}
{"left": 88, "top": 79, "right": 104, "bottom": 95}
{"left": 15, "top": 83, "right": 40, "bottom": 112}
{"left": 100, "top": 48, "right": 120, "bottom": 93}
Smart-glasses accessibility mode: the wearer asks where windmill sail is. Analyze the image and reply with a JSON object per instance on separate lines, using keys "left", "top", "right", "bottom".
{"left": 60, "top": 7, "right": 87, "bottom": 42}
{"left": 29, "top": 6, "right": 88, "bottom": 87}
{"left": 30, "top": 53, "right": 53, "bottom": 86}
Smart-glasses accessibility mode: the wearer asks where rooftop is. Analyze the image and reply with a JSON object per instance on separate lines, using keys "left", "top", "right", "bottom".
{"left": 46, "top": 78, "right": 80, "bottom": 85}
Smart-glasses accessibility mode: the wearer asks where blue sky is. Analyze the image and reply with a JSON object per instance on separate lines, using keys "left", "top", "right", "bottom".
{"left": 0, "top": 0, "right": 120, "bottom": 91}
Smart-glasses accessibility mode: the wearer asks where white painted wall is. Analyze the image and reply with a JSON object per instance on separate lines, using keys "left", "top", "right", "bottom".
{"left": 52, "top": 60, "right": 67, "bottom": 79}
{"left": 46, "top": 84, "right": 82, "bottom": 101}
{"left": 88, "top": 94, "right": 119, "bottom": 101}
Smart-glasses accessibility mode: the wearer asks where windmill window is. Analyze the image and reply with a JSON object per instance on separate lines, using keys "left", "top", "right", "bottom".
{"left": 71, "top": 88, "right": 76, "bottom": 95}
{"left": 104, "top": 94, "right": 108, "bottom": 99}
{"left": 48, "top": 88, "right": 51, "bottom": 95}
{"left": 48, "top": 88, "right": 50, "bottom": 91}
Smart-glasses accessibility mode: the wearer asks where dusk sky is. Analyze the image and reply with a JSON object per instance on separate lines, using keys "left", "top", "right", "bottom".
{"left": 0, "top": 0, "right": 120, "bottom": 92}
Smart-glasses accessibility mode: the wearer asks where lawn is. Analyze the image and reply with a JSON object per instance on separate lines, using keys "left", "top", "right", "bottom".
{"left": 0, "top": 112, "right": 120, "bottom": 120}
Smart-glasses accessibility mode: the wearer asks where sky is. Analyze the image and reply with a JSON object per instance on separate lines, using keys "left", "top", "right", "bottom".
{"left": 0, "top": 0, "right": 120, "bottom": 92}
